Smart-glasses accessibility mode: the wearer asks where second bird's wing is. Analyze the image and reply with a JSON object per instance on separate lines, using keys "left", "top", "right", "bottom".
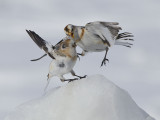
{"left": 26, "top": 30, "right": 55, "bottom": 59}
{"left": 85, "top": 21, "right": 122, "bottom": 46}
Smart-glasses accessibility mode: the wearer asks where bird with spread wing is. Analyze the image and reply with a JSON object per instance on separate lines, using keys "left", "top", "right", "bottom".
{"left": 64, "top": 21, "right": 133, "bottom": 66}
{"left": 26, "top": 30, "right": 86, "bottom": 91}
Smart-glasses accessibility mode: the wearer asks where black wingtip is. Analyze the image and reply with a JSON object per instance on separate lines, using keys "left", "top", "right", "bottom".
{"left": 26, "top": 29, "right": 33, "bottom": 36}
{"left": 26, "top": 29, "right": 36, "bottom": 35}
{"left": 26, "top": 29, "right": 46, "bottom": 49}
{"left": 26, "top": 30, "right": 55, "bottom": 60}
{"left": 26, "top": 29, "right": 29, "bottom": 33}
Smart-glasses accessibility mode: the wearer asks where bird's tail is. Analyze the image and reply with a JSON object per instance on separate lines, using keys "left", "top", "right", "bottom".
{"left": 115, "top": 32, "right": 134, "bottom": 48}
{"left": 44, "top": 77, "right": 51, "bottom": 93}
{"left": 30, "top": 54, "right": 47, "bottom": 61}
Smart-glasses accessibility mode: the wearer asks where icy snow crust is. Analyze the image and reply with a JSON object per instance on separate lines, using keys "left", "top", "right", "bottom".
{"left": 4, "top": 75, "right": 155, "bottom": 120}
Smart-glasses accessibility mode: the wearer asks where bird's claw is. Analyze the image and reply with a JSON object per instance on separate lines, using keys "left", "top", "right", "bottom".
{"left": 77, "top": 53, "right": 83, "bottom": 56}
{"left": 78, "top": 75, "right": 87, "bottom": 79}
{"left": 65, "top": 75, "right": 87, "bottom": 83}
{"left": 68, "top": 78, "right": 79, "bottom": 83}
{"left": 101, "top": 58, "right": 109, "bottom": 66}
{"left": 77, "top": 55, "right": 80, "bottom": 61}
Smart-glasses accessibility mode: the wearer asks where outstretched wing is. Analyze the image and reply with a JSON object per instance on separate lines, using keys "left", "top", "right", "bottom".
{"left": 85, "top": 21, "right": 122, "bottom": 46}
{"left": 26, "top": 30, "right": 55, "bottom": 59}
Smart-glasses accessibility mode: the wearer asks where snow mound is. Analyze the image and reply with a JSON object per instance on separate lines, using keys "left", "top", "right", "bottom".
{"left": 4, "top": 75, "right": 155, "bottom": 120}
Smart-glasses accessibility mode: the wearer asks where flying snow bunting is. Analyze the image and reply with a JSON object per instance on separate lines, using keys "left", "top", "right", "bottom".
{"left": 64, "top": 21, "right": 133, "bottom": 66}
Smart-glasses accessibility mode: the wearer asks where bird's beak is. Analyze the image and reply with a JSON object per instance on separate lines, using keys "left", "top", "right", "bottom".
{"left": 66, "top": 32, "right": 74, "bottom": 38}
{"left": 64, "top": 31, "right": 71, "bottom": 37}
{"left": 72, "top": 43, "right": 76, "bottom": 47}
{"left": 52, "top": 46, "right": 55, "bottom": 49}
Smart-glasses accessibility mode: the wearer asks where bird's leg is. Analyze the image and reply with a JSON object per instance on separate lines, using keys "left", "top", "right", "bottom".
{"left": 71, "top": 70, "right": 87, "bottom": 79}
{"left": 101, "top": 47, "right": 109, "bottom": 66}
{"left": 31, "top": 54, "right": 47, "bottom": 61}
{"left": 77, "top": 54, "right": 80, "bottom": 61}
{"left": 59, "top": 75, "right": 78, "bottom": 83}
{"left": 77, "top": 53, "right": 84, "bottom": 56}
{"left": 59, "top": 76, "right": 66, "bottom": 82}
{"left": 77, "top": 50, "right": 87, "bottom": 60}
{"left": 77, "top": 53, "right": 83, "bottom": 61}
{"left": 77, "top": 50, "right": 86, "bottom": 56}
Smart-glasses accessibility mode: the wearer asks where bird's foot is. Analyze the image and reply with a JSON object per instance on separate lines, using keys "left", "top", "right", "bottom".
{"left": 68, "top": 78, "right": 79, "bottom": 82}
{"left": 77, "top": 52, "right": 85, "bottom": 56}
{"left": 77, "top": 55, "right": 81, "bottom": 61}
{"left": 64, "top": 78, "right": 79, "bottom": 83}
{"left": 60, "top": 79, "right": 65, "bottom": 82}
{"left": 101, "top": 58, "right": 109, "bottom": 66}
{"left": 77, "top": 75, "right": 87, "bottom": 79}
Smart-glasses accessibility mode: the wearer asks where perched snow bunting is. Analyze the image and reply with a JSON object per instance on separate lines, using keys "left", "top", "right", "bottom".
{"left": 26, "top": 30, "right": 86, "bottom": 90}
{"left": 64, "top": 21, "right": 134, "bottom": 66}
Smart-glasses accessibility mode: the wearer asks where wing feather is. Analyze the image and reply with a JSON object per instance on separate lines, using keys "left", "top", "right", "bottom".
{"left": 85, "top": 21, "right": 121, "bottom": 37}
{"left": 85, "top": 21, "right": 121, "bottom": 46}
{"left": 26, "top": 30, "right": 55, "bottom": 59}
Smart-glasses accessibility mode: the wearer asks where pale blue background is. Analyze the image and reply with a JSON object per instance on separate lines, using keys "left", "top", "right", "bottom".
{"left": 0, "top": 0, "right": 160, "bottom": 119}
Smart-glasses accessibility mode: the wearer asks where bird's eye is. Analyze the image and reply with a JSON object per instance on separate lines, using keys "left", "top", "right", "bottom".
{"left": 64, "top": 26, "right": 69, "bottom": 32}
{"left": 62, "top": 44, "right": 67, "bottom": 49}
{"left": 71, "top": 28, "right": 73, "bottom": 32}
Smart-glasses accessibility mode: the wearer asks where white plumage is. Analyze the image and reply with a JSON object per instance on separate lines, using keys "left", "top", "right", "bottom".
{"left": 26, "top": 30, "right": 86, "bottom": 91}
{"left": 64, "top": 21, "right": 133, "bottom": 66}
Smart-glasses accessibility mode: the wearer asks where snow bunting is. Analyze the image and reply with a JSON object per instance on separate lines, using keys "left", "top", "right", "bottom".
{"left": 64, "top": 21, "right": 134, "bottom": 66}
{"left": 26, "top": 30, "right": 86, "bottom": 90}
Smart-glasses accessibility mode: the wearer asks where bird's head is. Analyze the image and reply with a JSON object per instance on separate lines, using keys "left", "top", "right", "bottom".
{"left": 54, "top": 38, "right": 77, "bottom": 58}
{"left": 64, "top": 24, "right": 75, "bottom": 38}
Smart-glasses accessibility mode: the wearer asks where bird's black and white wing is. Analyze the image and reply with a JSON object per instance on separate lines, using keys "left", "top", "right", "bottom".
{"left": 85, "top": 21, "right": 122, "bottom": 47}
{"left": 26, "top": 30, "right": 55, "bottom": 59}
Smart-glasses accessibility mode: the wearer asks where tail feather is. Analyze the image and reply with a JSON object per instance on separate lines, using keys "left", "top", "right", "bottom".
{"left": 115, "top": 32, "right": 134, "bottom": 47}
{"left": 44, "top": 77, "right": 51, "bottom": 92}
{"left": 120, "top": 38, "right": 134, "bottom": 41}
{"left": 114, "top": 41, "right": 133, "bottom": 48}
{"left": 116, "top": 32, "right": 134, "bottom": 40}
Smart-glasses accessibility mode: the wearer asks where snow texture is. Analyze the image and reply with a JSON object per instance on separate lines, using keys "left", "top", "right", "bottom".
{"left": 4, "top": 75, "right": 155, "bottom": 120}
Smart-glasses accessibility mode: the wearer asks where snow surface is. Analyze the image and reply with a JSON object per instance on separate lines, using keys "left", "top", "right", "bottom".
{"left": 4, "top": 75, "right": 155, "bottom": 120}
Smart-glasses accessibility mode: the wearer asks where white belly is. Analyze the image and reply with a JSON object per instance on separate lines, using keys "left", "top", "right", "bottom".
{"left": 48, "top": 57, "right": 76, "bottom": 77}
{"left": 77, "top": 33, "right": 107, "bottom": 52}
